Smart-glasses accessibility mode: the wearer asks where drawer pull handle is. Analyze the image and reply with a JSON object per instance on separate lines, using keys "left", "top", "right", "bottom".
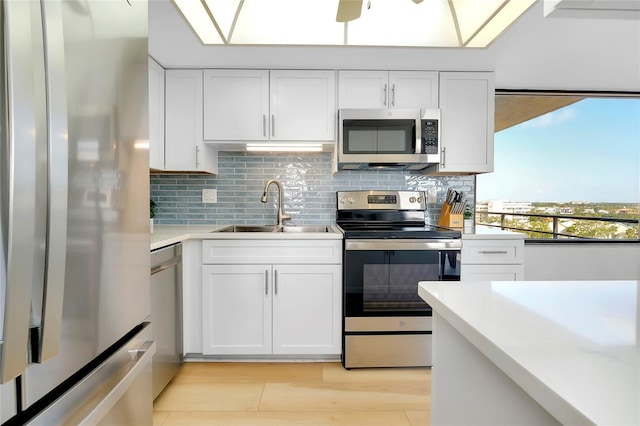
{"left": 478, "top": 250, "right": 509, "bottom": 254}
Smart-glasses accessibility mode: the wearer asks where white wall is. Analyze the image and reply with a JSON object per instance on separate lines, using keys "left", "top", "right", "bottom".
{"left": 149, "top": 1, "right": 640, "bottom": 92}
{"left": 525, "top": 243, "right": 640, "bottom": 280}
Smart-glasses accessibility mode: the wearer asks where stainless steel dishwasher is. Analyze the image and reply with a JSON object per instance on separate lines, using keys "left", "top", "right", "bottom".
{"left": 150, "top": 243, "right": 183, "bottom": 399}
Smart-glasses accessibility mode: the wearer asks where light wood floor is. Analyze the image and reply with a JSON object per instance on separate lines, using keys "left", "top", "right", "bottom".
{"left": 153, "top": 362, "right": 431, "bottom": 426}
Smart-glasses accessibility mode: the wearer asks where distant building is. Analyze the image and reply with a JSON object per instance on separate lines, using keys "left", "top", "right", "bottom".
{"left": 536, "top": 206, "right": 558, "bottom": 214}
{"left": 476, "top": 200, "right": 532, "bottom": 221}
{"left": 615, "top": 208, "right": 634, "bottom": 214}
{"left": 486, "top": 200, "right": 532, "bottom": 214}
{"left": 559, "top": 207, "right": 574, "bottom": 215}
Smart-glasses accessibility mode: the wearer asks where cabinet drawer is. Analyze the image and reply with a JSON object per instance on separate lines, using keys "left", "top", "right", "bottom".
{"left": 202, "top": 240, "right": 342, "bottom": 264}
{"left": 462, "top": 239, "right": 524, "bottom": 264}
{"left": 461, "top": 264, "right": 524, "bottom": 281}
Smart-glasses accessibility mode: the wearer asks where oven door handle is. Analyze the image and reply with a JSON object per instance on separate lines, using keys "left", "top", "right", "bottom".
{"left": 344, "top": 240, "right": 461, "bottom": 251}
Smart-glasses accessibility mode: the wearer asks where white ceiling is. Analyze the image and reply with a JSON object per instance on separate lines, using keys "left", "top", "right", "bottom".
{"left": 149, "top": 0, "right": 640, "bottom": 92}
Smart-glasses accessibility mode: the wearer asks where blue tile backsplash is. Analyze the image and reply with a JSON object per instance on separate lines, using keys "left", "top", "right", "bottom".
{"left": 150, "top": 151, "right": 475, "bottom": 225}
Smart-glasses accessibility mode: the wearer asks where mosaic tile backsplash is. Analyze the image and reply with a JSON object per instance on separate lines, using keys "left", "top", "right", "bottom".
{"left": 150, "top": 151, "right": 475, "bottom": 225}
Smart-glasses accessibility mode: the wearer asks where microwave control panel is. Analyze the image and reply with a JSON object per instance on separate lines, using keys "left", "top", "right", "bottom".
{"left": 421, "top": 119, "right": 439, "bottom": 154}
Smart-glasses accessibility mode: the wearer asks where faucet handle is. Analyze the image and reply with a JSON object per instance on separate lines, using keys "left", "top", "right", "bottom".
{"left": 281, "top": 213, "right": 292, "bottom": 222}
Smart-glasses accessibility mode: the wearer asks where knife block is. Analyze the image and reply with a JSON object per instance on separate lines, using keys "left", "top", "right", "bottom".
{"left": 438, "top": 203, "right": 463, "bottom": 228}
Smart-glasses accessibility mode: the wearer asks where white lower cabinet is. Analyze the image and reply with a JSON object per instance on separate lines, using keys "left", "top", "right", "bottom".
{"left": 461, "top": 236, "right": 525, "bottom": 281}
{"left": 202, "top": 264, "right": 272, "bottom": 355}
{"left": 201, "top": 240, "right": 342, "bottom": 357}
{"left": 272, "top": 264, "right": 342, "bottom": 355}
{"left": 461, "top": 264, "right": 523, "bottom": 281}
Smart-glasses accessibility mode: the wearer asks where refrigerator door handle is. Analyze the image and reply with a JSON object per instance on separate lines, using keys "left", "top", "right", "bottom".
{"left": 0, "top": 0, "right": 38, "bottom": 383}
{"left": 35, "top": 0, "right": 69, "bottom": 364}
{"left": 76, "top": 341, "right": 156, "bottom": 426}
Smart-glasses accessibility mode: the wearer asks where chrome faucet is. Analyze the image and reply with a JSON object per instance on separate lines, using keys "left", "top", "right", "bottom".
{"left": 260, "top": 179, "right": 291, "bottom": 226}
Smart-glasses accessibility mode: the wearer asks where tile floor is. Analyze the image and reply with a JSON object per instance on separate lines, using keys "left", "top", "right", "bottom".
{"left": 153, "top": 362, "right": 431, "bottom": 425}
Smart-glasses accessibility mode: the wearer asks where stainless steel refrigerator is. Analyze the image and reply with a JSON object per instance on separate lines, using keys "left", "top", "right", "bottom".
{"left": 0, "top": 0, "right": 153, "bottom": 424}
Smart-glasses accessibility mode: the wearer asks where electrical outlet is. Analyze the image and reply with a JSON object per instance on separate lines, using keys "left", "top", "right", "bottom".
{"left": 202, "top": 189, "right": 217, "bottom": 203}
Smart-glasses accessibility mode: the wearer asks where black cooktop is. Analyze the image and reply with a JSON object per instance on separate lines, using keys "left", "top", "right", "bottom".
{"left": 337, "top": 224, "right": 461, "bottom": 240}
{"left": 336, "top": 190, "right": 462, "bottom": 240}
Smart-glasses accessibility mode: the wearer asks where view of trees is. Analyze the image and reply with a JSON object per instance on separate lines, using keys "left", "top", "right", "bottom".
{"left": 478, "top": 202, "right": 639, "bottom": 240}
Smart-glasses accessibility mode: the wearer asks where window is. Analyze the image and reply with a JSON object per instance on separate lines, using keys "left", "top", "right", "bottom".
{"left": 476, "top": 93, "right": 640, "bottom": 240}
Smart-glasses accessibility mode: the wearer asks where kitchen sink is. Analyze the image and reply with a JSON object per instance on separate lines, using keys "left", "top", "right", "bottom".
{"left": 216, "top": 225, "right": 280, "bottom": 232}
{"left": 215, "top": 225, "right": 330, "bottom": 233}
{"left": 281, "top": 226, "right": 329, "bottom": 233}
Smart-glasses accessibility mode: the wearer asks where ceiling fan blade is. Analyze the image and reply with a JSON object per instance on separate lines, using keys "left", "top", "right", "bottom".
{"left": 336, "top": 0, "right": 363, "bottom": 22}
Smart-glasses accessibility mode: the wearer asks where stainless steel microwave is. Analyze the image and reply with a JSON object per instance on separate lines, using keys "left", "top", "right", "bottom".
{"left": 337, "top": 108, "right": 440, "bottom": 171}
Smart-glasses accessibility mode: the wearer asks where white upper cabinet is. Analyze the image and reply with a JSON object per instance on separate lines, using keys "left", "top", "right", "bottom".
{"left": 148, "top": 57, "right": 165, "bottom": 170}
{"left": 203, "top": 69, "right": 336, "bottom": 143}
{"left": 269, "top": 70, "right": 336, "bottom": 141}
{"left": 428, "top": 72, "right": 495, "bottom": 174}
{"left": 338, "top": 70, "right": 388, "bottom": 108}
{"left": 165, "top": 69, "right": 217, "bottom": 173}
{"left": 338, "top": 70, "right": 439, "bottom": 110}
{"left": 389, "top": 71, "right": 439, "bottom": 110}
{"left": 203, "top": 70, "right": 269, "bottom": 141}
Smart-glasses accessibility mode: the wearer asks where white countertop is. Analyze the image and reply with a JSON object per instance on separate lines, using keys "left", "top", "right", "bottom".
{"left": 418, "top": 280, "right": 640, "bottom": 426}
{"left": 150, "top": 224, "right": 343, "bottom": 251}
{"left": 151, "top": 223, "right": 521, "bottom": 250}
{"left": 461, "top": 224, "right": 526, "bottom": 239}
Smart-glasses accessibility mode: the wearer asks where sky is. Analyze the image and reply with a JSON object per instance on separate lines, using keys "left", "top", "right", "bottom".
{"left": 476, "top": 98, "right": 640, "bottom": 203}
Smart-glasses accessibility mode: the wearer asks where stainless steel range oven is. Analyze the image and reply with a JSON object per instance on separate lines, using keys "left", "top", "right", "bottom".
{"left": 337, "top": 190, "right": 461, "bottom": 369}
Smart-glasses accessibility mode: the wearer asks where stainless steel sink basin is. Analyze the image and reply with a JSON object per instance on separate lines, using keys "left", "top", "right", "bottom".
{"left": 216, "top": 225, "right": 280, "bottom": 233}
{"left": 281, "top": 226, "right": 329, "bottom": 233}
{"left": 215, "top": 225, "right": 330, "bottom": 233}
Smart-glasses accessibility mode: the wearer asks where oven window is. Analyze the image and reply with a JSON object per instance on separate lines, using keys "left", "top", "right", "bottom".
{"left": 363, "top": 263, "right": 439, "bottom": 311}
{"left": 344, "top": 249, "right": 460, "bottom": 316}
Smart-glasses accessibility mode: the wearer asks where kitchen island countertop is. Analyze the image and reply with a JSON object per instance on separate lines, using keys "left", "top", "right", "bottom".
{"left": 418, "top": 280, "right": 639, "bottom": 425}
{"left": 151, "top": 224, "right": 343, "bottom": 251}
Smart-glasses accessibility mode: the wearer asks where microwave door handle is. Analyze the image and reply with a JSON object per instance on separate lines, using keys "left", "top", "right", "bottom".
{"left": 1, "top": 0, "right": 38, "bottom": 382}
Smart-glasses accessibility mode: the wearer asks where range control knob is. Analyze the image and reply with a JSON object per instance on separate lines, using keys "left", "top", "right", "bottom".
{"left": 409, "top": 196, "right": 416, "bottom": 203}
{"left": 342, "top": 197, "right": 355, "bottom": 205}
{"left": 417, "top": 196, "right": 424, "bottom": 203}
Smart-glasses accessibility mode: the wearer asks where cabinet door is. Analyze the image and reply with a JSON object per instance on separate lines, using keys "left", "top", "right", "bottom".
{"left": 438, "top": 72, "right": 495, "bottom": 173}
{"left": 269, "top": 70, "right": 336, "bottom": 141}
{"left": 203, "top": 69, "right": 269, "bottom": 141}
{"left": 165, "top": 70, "right": 203, "bottom": 171}
{"left": 389, "top": 71, "right": 439, "bottom": 110}
{"left": 337, "top": 70, "right": 388, "bottom": 109}
{"left": 148, "top": 58, "right": 164, "bottom": 170}
{"left": 272, "top": 265, "right": 342, "bottom": 355}
{"left": 202, "top": 265, "right": 272, "bottom": 355}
